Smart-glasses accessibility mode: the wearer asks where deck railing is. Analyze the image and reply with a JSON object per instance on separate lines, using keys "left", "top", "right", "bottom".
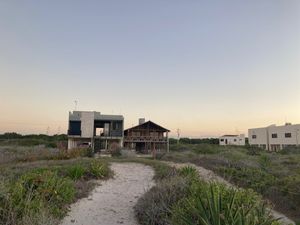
{"left": 124, "top": 136, "right": 167, "bottom": 142}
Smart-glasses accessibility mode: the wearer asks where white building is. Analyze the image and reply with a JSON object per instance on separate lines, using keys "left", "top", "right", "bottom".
{"left": 248, "top": 123, "right": 300, "bottom": 151}
{"left": 219, "top": 134, "right": 245, "bottom": 146}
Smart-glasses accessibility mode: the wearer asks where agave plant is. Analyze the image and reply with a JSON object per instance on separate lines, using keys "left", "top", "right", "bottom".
{"left": 171, "top": 182, "right": 280, "bottom": 225}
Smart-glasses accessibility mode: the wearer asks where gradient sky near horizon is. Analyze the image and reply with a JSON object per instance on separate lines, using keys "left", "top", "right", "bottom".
{"left": 0, "top": 0, "right": 299, "bottom": 137}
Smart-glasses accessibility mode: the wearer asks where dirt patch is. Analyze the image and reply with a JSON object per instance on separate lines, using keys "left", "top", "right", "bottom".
{"left": 60, "top": 163, "right": 154, "bottom": 225}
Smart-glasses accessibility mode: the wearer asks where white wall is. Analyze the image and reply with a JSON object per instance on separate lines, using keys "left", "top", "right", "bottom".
{"left": 248, "top": 124, "right": 300, "bottom": 150}
{"left": 268, "top": 124, "right": 300, "bottom": 146}
{"left": 81, "top": 112, "right": 95, "bottom": 138}
{"left": 248, "top": 127, "right": 268, "bottom": 149}
{"left": 219, "top": 134, "right": 245, "bottom": 146}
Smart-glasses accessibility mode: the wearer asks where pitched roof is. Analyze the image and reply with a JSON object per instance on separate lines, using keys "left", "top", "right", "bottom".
{"left": 125, "top": 120, "right": 170, "bottom": 132}
{"left": 221, "top": 135, "right": 239, "bottom": 137}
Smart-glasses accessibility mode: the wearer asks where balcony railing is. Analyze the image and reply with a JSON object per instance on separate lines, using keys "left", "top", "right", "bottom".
{"left": 124, "top": 136, "right": 167, "bottom": 142}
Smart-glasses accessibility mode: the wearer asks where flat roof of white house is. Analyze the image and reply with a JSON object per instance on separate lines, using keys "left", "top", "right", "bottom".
{"left": 249, "top": 123, "right": 300, "bottom": 130}
{"left": 220, "top": 135, "right": 239, "bottom": 137}
{"left": 69, "top": 111, "right": 124, "bottom": 121}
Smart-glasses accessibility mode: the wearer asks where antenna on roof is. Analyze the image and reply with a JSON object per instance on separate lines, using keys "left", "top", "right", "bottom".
{"left": 46, "top": 126, "right": 50, "bottom": 136}
{"left": 74, "top": 100, "right": 78, "bottom": 111}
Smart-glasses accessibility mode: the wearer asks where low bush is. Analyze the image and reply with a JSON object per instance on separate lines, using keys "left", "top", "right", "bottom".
{"left": 246, "top": 145, "right": 263, "bottom": 155}
{"left": 67, "top": 165, "right": 86, "bottom": 180}
{"left": 0, "top": 170, "right": 75, "bottom": 225}
{"left": 136, "top": 166, "right": 278, "bottom": 225}
{"left": 135, "top": 176, "right": 191, "bottom": 225}
{"left": 171, "top": 181, "right": 279, "bottom": 225}
{"left": 178, "top": 166, "right": 199, "bottom": 180}
{"left": 0, "top": 159, "right": 112, "bottom": 225}
{"left": 48, "top": 148, "right": 93, "bottom": 161}
{"left": 152, "top": 162, "right": 177, "bottom": 181}
{"left": 218, "top": 167, "right": 277, "bottom": 194}
{"left": 191, "top": 144, "right": 223, "bottom": 154}
{"left": 279, "top": 174, "right": 300, "bottom": 207}
{"left": 45, "top": 142, "right": 57, "bottom": 148}
{"left": 110, "top": 143, "right": 122, "bottom": 157}
{"left": 259, "top": 155, "right": 272, "bottom": 171}
{"left": 280, "top": 146, "right": 300, "bottom": 155}
{"left": 88, "top": 160, "right": 110, "bottom": 179}
{"left": 164, "top": 144, "right": 300, "bottom": 220}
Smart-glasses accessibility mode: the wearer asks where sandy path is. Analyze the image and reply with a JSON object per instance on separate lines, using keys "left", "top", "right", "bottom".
{"left": 163, "top": 161, "right": 295, "bottom": 225}
{"left": 61, "top": 163, "right": 154, "bottom": 225}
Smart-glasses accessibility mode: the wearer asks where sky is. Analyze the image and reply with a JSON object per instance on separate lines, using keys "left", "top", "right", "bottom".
{"left": 0, "top": 0, "right": 299, "bottom": 137}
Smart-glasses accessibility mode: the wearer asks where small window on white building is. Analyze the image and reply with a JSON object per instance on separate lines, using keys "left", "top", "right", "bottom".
{"left": 234, "top": 139, "right": 237, "bottom": 142}
{"left": 252, "top": 135, "right": 257, "bottom": 139}
{"left": 285, "top": 133, "right": 292, "bottom": 138}
{"left": 220, "top": 139, "right": 224, "bottom": 142}
{"left": 272, "top": 133, "right": 277, "bottom": 138}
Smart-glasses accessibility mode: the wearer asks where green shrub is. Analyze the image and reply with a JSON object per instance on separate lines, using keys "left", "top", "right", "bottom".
{"left": 46, "top": 142, "right": 57, "bottom": 148}
{"left": 152, "top": 162, "right": 177, "bottom": 180}
{"left": 279, "top": 174, "right": 300, "bottom": 206}
{"left": 47, "top": 148, "right": 93, "bottom": 161}
{"left": 0, "top": 170, "right": 75, "bottom": 224}
{"left": 246, "top": 145, "right": 262, "bottom": 155}
{"left": 219, "top": 167, "right": 277, "bottom": 194}
{"left": 171, "top": 181, "right": 279, "bottom": 225}
{"left": 88, "top": 160, "right": 110, "bottom": 178}
{"left": 135, "top": 176, "right": 191, "bottom": 225}
{"left": 67, "top": 165, "right": 86, "bottom": 180}
{"left": 178, "top": 166, "right": 199, "bottom": 180}
{"left": 67, "top": 148, "right": 89, "bottom": 158}
{"left": 86, "top": 147, "right": 94, "bottom": 158}
{"left": 191, "top": 144, "right": 222, "bottom": 154}
{"left": 280, "top": 146, "right": 300, "bottom": 155}
{"left": 259, "top": 155, "right": 272, "bottom": 170}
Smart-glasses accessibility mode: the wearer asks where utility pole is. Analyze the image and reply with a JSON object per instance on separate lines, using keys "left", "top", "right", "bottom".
{"left": 74, "top": 100, "right": 78, "bottom": 111}
{"left": 296, "top": 129, "right": 299, "bottom": 146}
{"left": 177, "top": 128, "right": 181, "bottom": 145}
{"left": 46, "top": 126, "right": 50, "bottom": 136}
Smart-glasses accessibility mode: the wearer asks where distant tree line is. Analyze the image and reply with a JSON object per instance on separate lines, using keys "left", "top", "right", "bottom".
{"left": 169, "top": 138, "right": 219, "bottom": 145}
{"left": 0, "top": 132, "right": 67, "bottom": 141}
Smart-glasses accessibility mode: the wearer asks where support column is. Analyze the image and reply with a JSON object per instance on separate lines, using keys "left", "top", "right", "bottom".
{"left": 105, "top": 139, "right": 108, "bottom": 150}
{"left": 166, "top": 132, "right": 169, "bottom": 153}
{"left": 91, "top": 138, "right": 95, "bottom": 151}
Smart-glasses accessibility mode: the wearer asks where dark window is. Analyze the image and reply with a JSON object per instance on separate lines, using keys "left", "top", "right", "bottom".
{"left": 272, "top": 133, "right": 277, "bottom": 138}
{"left": 252, "top": 135, "right": 257, "bottom": 139}
{"left": 285, "top": 133, "right": 292, "bottom": 138}
{"left": 68, "top": 121, "right": 81, "bottom": 136}
{"left": 220, "top": 139, "right": 224, "bottom": 142}
{"left": 234, "top": 139, "right": 237, "bottom": 142}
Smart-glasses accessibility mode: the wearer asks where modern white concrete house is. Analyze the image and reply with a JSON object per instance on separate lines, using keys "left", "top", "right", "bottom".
{"left": 248, "top": 123, "right": 300, "bottom": 151}
{"left": 68, "top": 111, "right": 124, "bottom": 151}
{"left": 219, "top": 134, "right": 245, "bottom": 146}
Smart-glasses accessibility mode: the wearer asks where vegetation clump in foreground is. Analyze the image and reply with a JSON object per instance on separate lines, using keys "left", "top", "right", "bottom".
{"left": 0, "top": 159, "right": 110, "bottom": 225}
{"left": 161, "top": 143, "right": 300, "bottom": 222}
{"left": 135, "top": 164, "right": 280, "bottom": 225}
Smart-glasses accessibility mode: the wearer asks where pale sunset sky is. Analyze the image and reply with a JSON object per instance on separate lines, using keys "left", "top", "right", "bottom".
{"left": 0, "top": 1, "right": 299, "bottom": 137}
